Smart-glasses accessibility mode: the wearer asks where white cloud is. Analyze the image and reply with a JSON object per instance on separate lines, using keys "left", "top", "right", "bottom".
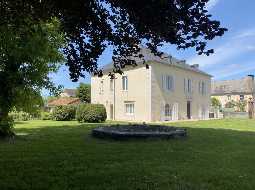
{"left": 206, "top": 0, "right": 220, "bottom": 10}
{"left": 234, "top": 28, "right": 255, "bottom": 39}
{"left": 188, "top": 29, "right": 255, "bottom": 67}
{"left": 212, "top": 62, "right": 255, "bottom": 80}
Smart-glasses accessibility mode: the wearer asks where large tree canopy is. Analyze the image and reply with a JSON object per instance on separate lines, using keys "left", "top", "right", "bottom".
{"left": 0, "top": 18, "right": 65, "bottom": 136}
{"left": 1, "top": 0, "right": 227, "bottom": 81}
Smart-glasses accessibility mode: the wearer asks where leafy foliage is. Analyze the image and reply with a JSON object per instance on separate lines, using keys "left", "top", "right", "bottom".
{"left": 76, "top": 104, "right": 107, "bottom": 123}
{"left": 236, "top": 100, "right": 247, "bottom": 112}
{"left": 76, "top": 83, "right": 91, "bottom": 103}
{"left": 0, "top": 18, "right": 65, "bottom": 136}
{"left": 52, "top": 106, "right": 76, "bottom": 121}
{"left": 1, "top": 0, "right": 227, "bottom": 81}
{"left": 9, "top": 111, "right": 31, "bottom": 121}
{"left": 225, "top": 100, "right": 237, "bottom": 109}
{"left": 211, "top": 97, "right": 221, "bottom": 108}
{"left": 41, "top": 112, "right": 53, "bottom": 120}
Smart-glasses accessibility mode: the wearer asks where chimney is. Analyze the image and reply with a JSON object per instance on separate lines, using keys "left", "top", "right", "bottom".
{"left": 191, "top": 64, "right": 199, "bottom": 69}
{"left": 248, "top": 74, "right": 254, "bottom": 80}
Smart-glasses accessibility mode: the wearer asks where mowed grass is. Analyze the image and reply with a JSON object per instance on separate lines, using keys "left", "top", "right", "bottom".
{"left": 1, "top": 119, "right": 255, "bottom": 190}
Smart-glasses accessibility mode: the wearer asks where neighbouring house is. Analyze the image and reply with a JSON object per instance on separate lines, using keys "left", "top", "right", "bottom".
{"left": 91, "top": 48, "right": 211, "bottom": 122}
{"left": 47, "top": 97, "right": 81, "bottom": 112}
{"left": 211, "top": 75, "right": 255, "bottom": 112}
{"left": 60, "top": 89, "right": 77, "bottom": 97}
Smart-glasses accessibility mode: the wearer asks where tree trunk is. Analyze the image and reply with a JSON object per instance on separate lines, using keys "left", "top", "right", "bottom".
{"left": 0, "top": 106, "right": 14, "bottom": 137}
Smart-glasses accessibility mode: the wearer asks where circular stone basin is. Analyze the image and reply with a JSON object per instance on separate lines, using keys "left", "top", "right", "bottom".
{"left": 92, "top": 124, "right": 187, "bottom": 140}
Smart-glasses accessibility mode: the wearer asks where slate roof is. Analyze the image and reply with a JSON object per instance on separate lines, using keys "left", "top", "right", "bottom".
{"left": 101, "top": 48, "right": 212, "bottom": 77}
{"left": 211, "top": 76, "right": 255, "bottom": 95}
{"left": 48, "top": 97, "right": 80, "bottom": 107}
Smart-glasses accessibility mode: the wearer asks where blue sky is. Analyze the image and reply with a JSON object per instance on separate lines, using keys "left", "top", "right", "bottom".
{"left": 45, "top": 0, "right": 255, "bottom": 95}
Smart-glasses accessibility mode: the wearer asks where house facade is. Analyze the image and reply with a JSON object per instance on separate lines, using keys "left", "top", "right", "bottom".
{"left": 211, "top": 75, "right": 255, "bottom": 111}
{"left": 91, "top": 49, "right": 211, "bottom": 122}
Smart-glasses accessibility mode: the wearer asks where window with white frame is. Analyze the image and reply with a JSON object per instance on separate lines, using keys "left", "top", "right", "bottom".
{"left": 184, "top": 78, "right": 192, "bottom": 93}
{"left": 199, "top": 81, "right": 206, "bottom": 95}
{"left": 99, "top": 80, "right": 104, "bottom": 94}
{"left": 165, "top": 104, "right": 172, "bottom": 117}
{"left": 122, "top": 76, "right": 128, "bottom": 91}
{"left": 162, "top": 75, "right": 174, "bottom": 91}
{"left": 188, "top": 79, "right": 192, "bottom": 93}
{"left": 125, "top": 102, "right": 134, "bottom": 115}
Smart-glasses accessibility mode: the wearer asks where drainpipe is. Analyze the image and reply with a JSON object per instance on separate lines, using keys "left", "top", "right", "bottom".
{"left": 113, "top": 75, "right": 116, "bottom": 120}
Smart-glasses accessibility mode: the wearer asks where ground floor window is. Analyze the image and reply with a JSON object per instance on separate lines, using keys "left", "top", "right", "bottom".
{"left": 125, "top": 102, "right": 134, "bottom": 115}
{"left": 165, "top": 104, "right": 172, "bottom": 117}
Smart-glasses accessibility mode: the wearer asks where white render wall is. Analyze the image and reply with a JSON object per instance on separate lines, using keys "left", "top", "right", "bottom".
{"left": 150, "top": 62, "right": 211, "bottom": 121}
{"left": 91, "top": 65, "right": 151, "bottom": 122}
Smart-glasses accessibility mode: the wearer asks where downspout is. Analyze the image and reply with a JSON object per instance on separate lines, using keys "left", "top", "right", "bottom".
{"left": 113, "top": 76, "right": 116, "bottom": 120}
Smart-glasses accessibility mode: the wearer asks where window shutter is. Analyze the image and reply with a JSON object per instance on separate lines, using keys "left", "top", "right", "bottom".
{"left": 162, "top": 75, "right": 164, "bottom": 90}
{"left": 184, "top": 78, "right": 186, "bottom": 93}
{"left": 171, "top": 76, "right": 174, "bottom": 91}
{"left": 198, "top": 81, "right": 201, "bottom": 94}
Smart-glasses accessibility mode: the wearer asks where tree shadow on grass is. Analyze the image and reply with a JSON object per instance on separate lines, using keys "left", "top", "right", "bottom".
{"left": 11, "top": 122, "right": 255, "bottom": 145}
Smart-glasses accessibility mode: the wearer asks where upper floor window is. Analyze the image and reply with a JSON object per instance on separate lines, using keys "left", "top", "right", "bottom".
{"left": 99, "top": 80, "right": 104, "bottom": 94}
{"left": 122, "top": 76, "right": 128, "bottom": 91}
{"left": 184, "top": 78, "right": 192, "bottom": 93}
{"left": 199, "top": 81, "right": 206, "bottom": 95}
{"left": 110, "top": 79, "right": 114, "bottom": 91}
{"left": 162, "top": 75, "right": 174, "bottom": 91}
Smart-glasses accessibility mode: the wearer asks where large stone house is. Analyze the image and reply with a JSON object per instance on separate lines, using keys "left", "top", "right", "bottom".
{"left": 211, "top": 75, "right": 255, "bottom": 111}
{"left": 91, "top": 49, "right": 211, "bottom": 122}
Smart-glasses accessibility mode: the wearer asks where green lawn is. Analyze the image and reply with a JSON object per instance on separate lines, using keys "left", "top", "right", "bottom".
{"left": 1, "top": 119, "right": 255, "bottom": 190}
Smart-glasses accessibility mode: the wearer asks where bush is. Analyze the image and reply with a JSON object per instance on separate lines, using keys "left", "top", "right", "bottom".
{"left": 52, "top": 105, "right": 76, "bottom": 121}
{"left": 41, "top": 112, "right": 52, "bottom": 120}
{"left": 76, "top": 104, "right": 107, "bottom": 123}
{"left": 9, "top": 111, "right": 31, "bottom": 121}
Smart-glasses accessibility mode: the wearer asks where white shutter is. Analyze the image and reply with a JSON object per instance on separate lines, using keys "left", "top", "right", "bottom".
{"left": 184, "top": 78, "right": 186, "bottom": 93}
{"left": 171, "top": 76, "right": 174, "bottom": 91}
{"left": 162, "top": 75, "right": 165, "bottom": 90}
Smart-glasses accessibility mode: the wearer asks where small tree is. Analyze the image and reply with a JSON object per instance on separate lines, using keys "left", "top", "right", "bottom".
{"left": 225, "top": 100, "right": 237, "bottom": 109}
{"left": 76, "top": 83, "right": 91, "bottom": 103}
{"left": 0, "top": 18, "right": 65, "bottom": 136}
{"left": 236, "top": 100, "right": 247, "bottom": 112}
{"left": 211, "top": 97, "right": 221, "bottom": 108}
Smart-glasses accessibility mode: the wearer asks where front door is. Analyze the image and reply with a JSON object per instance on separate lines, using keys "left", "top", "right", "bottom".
{"left": 187, "top": 101, "right": 191, "bottom": 119}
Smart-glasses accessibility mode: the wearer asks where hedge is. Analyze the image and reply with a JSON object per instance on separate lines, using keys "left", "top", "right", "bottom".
{"left": 52, "top": 105, "right": 76, "bottom": 121}
{"left": 76, "top": 104, "right": 107, "bottom": 123}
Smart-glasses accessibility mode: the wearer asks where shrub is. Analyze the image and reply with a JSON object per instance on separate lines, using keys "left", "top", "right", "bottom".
{"left": 41, "top": 112, "right": 52, "bottom": 120}
{"left": 52, "top": 105, "right": 76, "bottom": 121}
{"left": 76, "top": 104, "right": 107, "bottom": 123}
{"left": 9, "top": 111, "right": 31, "bottom": 121}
